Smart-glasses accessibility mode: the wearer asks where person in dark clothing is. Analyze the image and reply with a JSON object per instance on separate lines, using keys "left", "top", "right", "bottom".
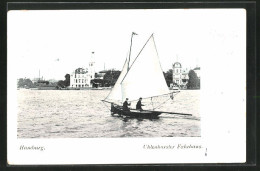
{"left": 123, "top": 98, "right": 131, "bottom": 111}
{"left": 136, "top": 97, "right": 145, "bottom": 110}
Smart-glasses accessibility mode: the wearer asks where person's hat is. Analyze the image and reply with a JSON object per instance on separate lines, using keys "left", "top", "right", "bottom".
{"left": 139, "top": 97, "right": 142, "bottom": 100}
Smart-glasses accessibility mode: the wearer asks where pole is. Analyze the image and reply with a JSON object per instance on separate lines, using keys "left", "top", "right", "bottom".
{"left": 128, "top": 33, "right": 134, "bottom": 71}
{"left": 142, "top": 110, "right": 192, "bottom": 116}
{"left": 128, "top": 32, "right": 137, "bottom": 71}
{"left": 151, "top": 97, "right": 154, "bottom": 110}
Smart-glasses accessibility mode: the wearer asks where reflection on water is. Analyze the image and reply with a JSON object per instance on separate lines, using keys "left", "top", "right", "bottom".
{"left": 17, "top": 89, "right": 200, "bottom": 138}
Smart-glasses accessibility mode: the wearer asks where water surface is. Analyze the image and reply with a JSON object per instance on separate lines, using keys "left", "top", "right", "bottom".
{"left": 17, "top": 89, "right": 200, "bottom": 138}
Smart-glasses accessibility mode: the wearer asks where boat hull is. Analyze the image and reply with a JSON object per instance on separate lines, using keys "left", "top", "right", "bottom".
{"left": 111, "top": 104, "right": 161, "bottom": 119}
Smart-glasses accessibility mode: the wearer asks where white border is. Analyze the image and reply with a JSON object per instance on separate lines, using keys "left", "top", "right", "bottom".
{"left": 7, "top": 9, "right": 246, "bottom": 164}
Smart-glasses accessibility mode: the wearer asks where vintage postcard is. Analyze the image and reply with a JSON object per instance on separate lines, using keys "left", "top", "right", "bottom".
{"left": 7, "top": 9, "right": 246, "bottom": 164}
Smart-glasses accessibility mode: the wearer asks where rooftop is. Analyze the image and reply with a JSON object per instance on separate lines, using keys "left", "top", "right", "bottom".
{"left": 194, "top": 67, "right": 200, "bottom": 70}
{"left": 173, "top": 62, "right": 182, "bottom": 68}
{"left": 75, "top": 68, "right": 88, "bottom": 74}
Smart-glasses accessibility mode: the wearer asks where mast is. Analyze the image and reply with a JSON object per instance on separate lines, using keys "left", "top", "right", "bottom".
{"left": 104, "top": 57, "right": 129, "bottom": 103}
{"left": 128, "top": 32, "right": 137, "bottom": 71}
{"left": 104, "top": 33, "right": 137, "bottom": 103}
{"left": 121, "top": 34, "right": 170, "bottom": 102}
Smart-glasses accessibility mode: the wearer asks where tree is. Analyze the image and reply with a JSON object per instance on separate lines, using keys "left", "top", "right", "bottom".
{"left": 64, "top": 74, "right": 70, "bottom": 87}
{"left": 103, "top": 70, "right": 121, "bottom": 86}
{"left": 91, "top": 79, "right": 104, "bottom": 88}
{"left": 57, "top": 80, "right": 65, "bottom": 88}
{"left": 17, "top": 78, "right": 34, "bottom": 88}
{"left": 163, "top": 69, "right": 173, "bottom": 87}
{"left": 17, "top": 78, "right": 24, "bottom": 88}
{"left": 57, "top": 74, "right": 70, "bottom": 88}
{"left": 187, "top": 70, "right": 200, "bottom": 89}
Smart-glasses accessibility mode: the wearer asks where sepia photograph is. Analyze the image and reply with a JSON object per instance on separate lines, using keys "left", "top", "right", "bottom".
{"left": 12, "top": 10, "right": 201, "bottom": 138}
{"left": 7, "top": 8, "right": 247, "bottom": 164}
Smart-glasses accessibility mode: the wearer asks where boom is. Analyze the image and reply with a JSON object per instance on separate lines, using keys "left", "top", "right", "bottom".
{"left": 133, "top": 109, "right": 192, "bottom": 116}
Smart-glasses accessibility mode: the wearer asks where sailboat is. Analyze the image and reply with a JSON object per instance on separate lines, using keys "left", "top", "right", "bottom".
{"left": 102, "top": 33, "right": 191, "bottom": 119}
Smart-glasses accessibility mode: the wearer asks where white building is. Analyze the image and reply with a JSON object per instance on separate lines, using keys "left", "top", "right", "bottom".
{"left": 172, "top": 62, "right": 183, "bottom": 85}
{"left": 70, "top": 68, "right": 90, "bottom": 88}
{"left": 172, "top": 62, "right": 200, "bottom": 87}
{"left": 180, "top": 69, "right": 189, "bottom": 85}
{"left": 69, "top": 52, "right": 95, "bottom": 88}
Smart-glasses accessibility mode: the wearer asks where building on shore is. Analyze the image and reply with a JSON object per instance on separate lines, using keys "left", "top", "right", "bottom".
{"left": 32, "top": 77, "right": 43, "bottom": 83}
{"left": 91, "top": 69, "right": 119, "bottom": 87}
{"left": 172, "top": 62, "right": 182, "bottom": 86}
{"left": 95, "top": 70, "right": 107, "bottom": 80}
{"left": 69, "top": 52, "right": 95, "bottom": 88}
{"left": 172, "top": 62, "right": 200, "bottom": 88}
{"left": 70, "top": 68, "right": 90, "bottom": 88}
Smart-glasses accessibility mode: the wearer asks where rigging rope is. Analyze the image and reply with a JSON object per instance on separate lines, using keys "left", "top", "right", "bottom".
{"left": 153, "top": 91, "right": 180, "bottom": 110}
{"left": 101, "top": 100, "right": 111, "bottom": 111}
{"left": 154, "top": 97, "right": 171, "bottom": 110}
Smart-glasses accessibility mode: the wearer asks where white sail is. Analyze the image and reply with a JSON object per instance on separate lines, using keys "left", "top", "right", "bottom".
{"left": 121, "top": 35, "right": 170, "bottom": 102}
{"left": 105, "top": 57, "right": 129, "bottom": 103}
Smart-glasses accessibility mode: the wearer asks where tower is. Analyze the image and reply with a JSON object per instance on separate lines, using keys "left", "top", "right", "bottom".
{"left": 172, "top": 62, "right": 182, "bottom": 86}
{"left": 89, "top": 52, "right": 95, "bottom": 80}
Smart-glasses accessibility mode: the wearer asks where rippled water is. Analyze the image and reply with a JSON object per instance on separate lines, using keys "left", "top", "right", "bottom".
{"left": 17, "top": 89, "right": 200, "bottom": 138}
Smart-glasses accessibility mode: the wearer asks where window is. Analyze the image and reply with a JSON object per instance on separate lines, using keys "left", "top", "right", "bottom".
{"left": 76, "top": 79, "right": 77, "bottom": 83}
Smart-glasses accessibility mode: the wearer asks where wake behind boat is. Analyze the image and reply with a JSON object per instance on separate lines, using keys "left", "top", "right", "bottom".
{"left": 102, "top": 33, "right": 191, "bottom": 119}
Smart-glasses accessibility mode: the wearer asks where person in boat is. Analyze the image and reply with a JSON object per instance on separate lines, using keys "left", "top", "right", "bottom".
{"left": 123, "top": 98, "right": 131, "bottom": 111}
{"left": 136, "top": 97, "right": 145, "bottom": 111}
{"left": 111, "top": 103, "right": 115, "bottom": 114}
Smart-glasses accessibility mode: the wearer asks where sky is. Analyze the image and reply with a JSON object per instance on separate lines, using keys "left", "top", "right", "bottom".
{"left": 8, "top": 9, "right": 245, "bottom": 80}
